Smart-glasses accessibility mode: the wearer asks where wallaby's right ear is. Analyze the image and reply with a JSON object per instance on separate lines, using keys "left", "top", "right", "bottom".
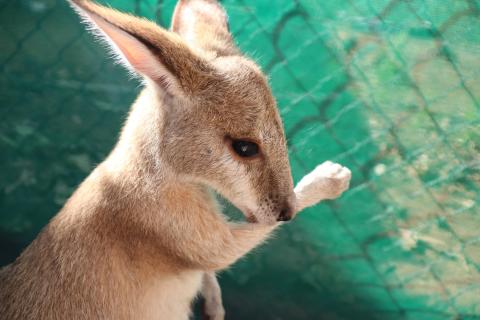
{"left": 171, "top": 0, "right": 239, "bottom": 57}
{"left": 69, "top": 0, "right": 213, "bottom": 95}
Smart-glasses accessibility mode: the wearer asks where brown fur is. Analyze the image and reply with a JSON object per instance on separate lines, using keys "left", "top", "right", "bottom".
{"left": 0, "top": 1, "right": 351, "bottom": 319}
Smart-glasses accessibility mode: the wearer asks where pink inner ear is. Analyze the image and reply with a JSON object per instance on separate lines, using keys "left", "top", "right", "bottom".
{"left": 90, "top": 13, "right": 156, "bottom": 75}
{"left": 84, "top": 11, "right": 180, "bottom": 90}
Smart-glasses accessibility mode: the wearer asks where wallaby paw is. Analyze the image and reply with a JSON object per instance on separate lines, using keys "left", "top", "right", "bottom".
{"left": 294, "top": 161, "right": 351, "bottom": 210}
{"left": 312, "top": 161, "right": 351, "bottom": 199}
{"left": 201, "top": 273, "right": 225, "bottom": 320}
{"left": 202, "top": 301, "right": 225, "bottom": 320}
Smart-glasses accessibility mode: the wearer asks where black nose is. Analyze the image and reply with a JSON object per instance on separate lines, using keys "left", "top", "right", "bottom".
{"left": 277, "top": 206, "right": 293, "bottom": 222}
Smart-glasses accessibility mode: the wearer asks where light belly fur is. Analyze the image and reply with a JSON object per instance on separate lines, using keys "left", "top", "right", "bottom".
{"left": 139, "top": 270, "right": 204, "bottom": 320}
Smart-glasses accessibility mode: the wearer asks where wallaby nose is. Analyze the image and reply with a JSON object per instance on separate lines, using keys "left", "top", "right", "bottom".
{"left": 277, "top": 204, "right": 293, "bottom": 222}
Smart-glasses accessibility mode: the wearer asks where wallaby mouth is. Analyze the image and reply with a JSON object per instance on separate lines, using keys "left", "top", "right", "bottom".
{"left": 277, "top": 205, "right": 293, "bottom": 222}
{"left": 245, "top": 210, "right": 258, "bottom": 223}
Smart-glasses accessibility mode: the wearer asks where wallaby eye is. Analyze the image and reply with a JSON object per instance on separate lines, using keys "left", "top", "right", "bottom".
{"left": 231, "top": 140, "right": 259, "bottom": 158}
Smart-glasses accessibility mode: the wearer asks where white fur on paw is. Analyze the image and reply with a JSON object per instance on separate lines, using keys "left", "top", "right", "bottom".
{"left": 202, "top": 273, "right": 225, "bottom": 320}
{"left": 204, "top": 300, "right": 225, "bottom": 320}
{"left": 294, "top": 161, "right": 351, "bottom": 209}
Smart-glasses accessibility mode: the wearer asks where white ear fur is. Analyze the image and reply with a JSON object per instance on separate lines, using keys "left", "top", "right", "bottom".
{"left": 171, "top": 0, "right": 238, "bottom": 56}
{"left": 70, "top": 2, "right": 181, "bottom": 92}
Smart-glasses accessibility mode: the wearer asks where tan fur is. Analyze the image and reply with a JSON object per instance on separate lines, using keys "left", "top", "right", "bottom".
{"left": 0, "top": 1, "right": 351, "bottom": 319}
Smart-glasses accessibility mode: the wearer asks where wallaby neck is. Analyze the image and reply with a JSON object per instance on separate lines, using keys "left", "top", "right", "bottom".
{"left": 49, "top": 84, "right": 217, "bottom": 267}
{"left": 86, "top": 83, "right": 217, "bottom": 223}
{"left": 104, "top": 84, "right": 173, "bottom": 190}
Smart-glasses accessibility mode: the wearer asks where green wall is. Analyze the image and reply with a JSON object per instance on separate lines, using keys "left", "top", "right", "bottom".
{"left": 1, "top": 0, "right": 479, "bottom": 319}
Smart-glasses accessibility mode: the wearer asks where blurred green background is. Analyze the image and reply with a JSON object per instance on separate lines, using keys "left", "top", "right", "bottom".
{"left": 1, "top": 0, "right": 480, "bottom": 319}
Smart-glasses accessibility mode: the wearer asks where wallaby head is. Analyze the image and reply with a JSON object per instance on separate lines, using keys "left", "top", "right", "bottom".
{"left": 70, "top": 0, "right": 295, "bottom": 224}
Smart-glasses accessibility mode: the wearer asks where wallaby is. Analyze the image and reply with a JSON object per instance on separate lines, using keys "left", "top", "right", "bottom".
{"left": 0, "top": 0, "right": 351, "bottom": 319}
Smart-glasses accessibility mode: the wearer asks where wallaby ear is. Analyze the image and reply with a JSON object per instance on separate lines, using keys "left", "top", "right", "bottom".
{"left": 171, "top": 0, "right": 239, "bottom": 57}
{"left": 69, "top": 0, "right": 214, "bottom": 95}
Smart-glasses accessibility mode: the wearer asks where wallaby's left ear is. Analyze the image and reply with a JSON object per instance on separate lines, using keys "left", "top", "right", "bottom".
{"left": 69, "top": 0, "right": 214, "bottom": 96}
{"left": 171, "top": 0, "right": 239, "bottom": 57}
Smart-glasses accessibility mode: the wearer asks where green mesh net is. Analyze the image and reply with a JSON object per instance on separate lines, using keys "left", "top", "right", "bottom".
{"left": 1, "top": 0, "right": 479, "bottom": 319}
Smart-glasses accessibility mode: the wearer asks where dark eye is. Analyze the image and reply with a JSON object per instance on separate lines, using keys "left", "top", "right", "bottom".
{"left": 231, "top": 140, "right": 259, "bottom": 158}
